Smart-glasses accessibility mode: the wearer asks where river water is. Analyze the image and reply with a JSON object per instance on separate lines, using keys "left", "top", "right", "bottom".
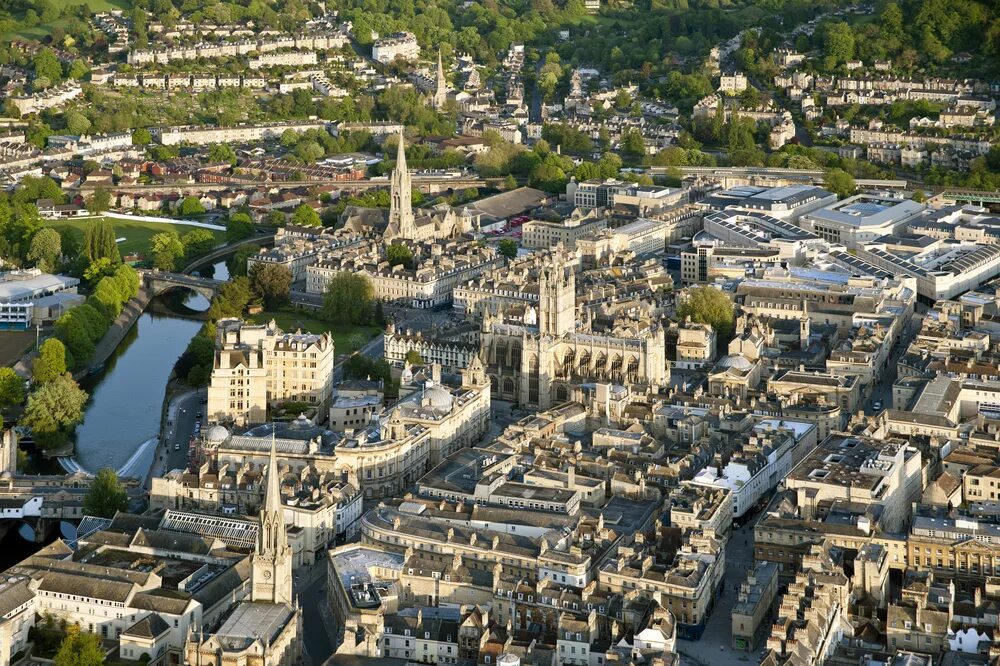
{"left": 71, "top": 261, "right": 229, "bottom": 473}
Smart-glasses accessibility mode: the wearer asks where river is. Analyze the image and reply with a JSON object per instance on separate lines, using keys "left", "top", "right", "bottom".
{"left": 70, "top": 261, "right": 229, "bottom": 473}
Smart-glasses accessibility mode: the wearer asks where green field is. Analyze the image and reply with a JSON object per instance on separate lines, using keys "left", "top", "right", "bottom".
{"left": 42, "top": 217, "right": 224, "bottom": 258}
{"left": 52, "top": 0, "right": 133, "bottom": 10}
{"left": 249, "top": 310, "right": 381, "bottom": 355}
{"left": 4, "top": 0, "right": 132, "bottom": 40}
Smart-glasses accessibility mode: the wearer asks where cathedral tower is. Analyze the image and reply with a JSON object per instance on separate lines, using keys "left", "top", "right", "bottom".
{"left": 538, "top": 254, "right": 575, "bottom": 338}
{"left": 388, "top": 130, "right": 416, "bottom": 239}
{"left": 251, "top": 434, "right": 293, "bottom": 605}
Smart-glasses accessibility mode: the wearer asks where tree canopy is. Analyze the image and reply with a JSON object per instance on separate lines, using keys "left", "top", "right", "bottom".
{"left": 54, "top": 626, "right": 105, "bottom": 666}
{"left": 21, "top": 374, "right": 88, "bottom": 448}
{"left": 0, "top": 367, "right": 26, "bottom": 408}
{"left": 677, "top": 286, "right": 735, "bottom": 339}
{"left": 321, "top": 273, "right": 374, "bottom": 326}
{"left": 83, "top": 468, "right": 129, "bottom": 518}
{"left": 33, "top": 338, "right": 68, "bottom": 384}
{"left": 150, "top": 231, "right": 185, "bottom": 271}
{"left": 248, "top": 263, "right": 292, "bottom": 309}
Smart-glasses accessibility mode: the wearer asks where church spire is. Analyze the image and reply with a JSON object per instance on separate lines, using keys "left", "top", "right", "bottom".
{"left": 264, "top": 430, "right": 281, "bottom": 516}
{"left": 388, "top": 129, "right": 415, "bottom": 239}
{"left": 433, "top": 48, "right": 448, "bottom": 109}
{"left": 251, "top": 429, "right": 292, "bottom": 605}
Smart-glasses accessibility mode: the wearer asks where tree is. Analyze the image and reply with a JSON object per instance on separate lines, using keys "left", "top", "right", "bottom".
{"left": 53, "top": 625, "right": 105, "bottom": 666}
{"left": 66, "top": 59, "right": 90, "bottom": 81}
{"left": 181, "top": 229, "right": 216, "bottom": 259}
{"left": 32, "top": 49, "right": 62, "bottom": 84}
{"left": 912, "top": 189, "right": 927, "bottom": 203}
{"left": 82, "top": 220, "right": 120, "bottom": 264}
{"left": 248, "top": 263, "right": 292, "bottom": 309}
{"left": 385, "top": 243, "right": 414, "bottom": 268}
{"left": 343, "top": 353, "right": 391, "bottom": 386}
{"left": 64, "top": 110, "right": 91, "bottom": 136}
{"left": 620, "top": 129, "right": 646, "bottom": 157}
{"left": 22, "top": 374, "right": 88, "bottom": 447}
{"left": 321, "top": 273, "right": 374, "bottom": 325}
{"left": 291, "top": 204, "right": 321, "bottom": 227}
{"left": 349, "top": 332, "right": 368, "bottom": 351}
{"left": 83, "top": 257, "right": 114, "bottom": 285}
{"left": 83, "top": 468, "right": 129, "bottom": 518}
{"left": 227, "top": 244, "right": 261, "bottom": 277}
{"left": 405, "top": 350, "right": 424, "bottom": 364}
{"left": 208, "top": 143, "right": 238, "bottom": 166}
{"left": 497, "top": 239, "right": 518, "bottom": 259}
{"left": 132, "top": 128, "right": 152, "bottom": 145}
{"left": 825, "top": 168, "right": 856, "bottom": 198}
{"left": 207, "top": 277, "right": 253, "bottom": 321}
{"left": 85, "top": 188, "right": 111, "bottom": 214}
{"left": 112, "top": 265, "right": 140, "bottom": 301}
{"left": 178, "top": 196, "right": 206, "bottom": 217}
{"left": 822, "top": 22, "right": 855, "bottom": 68}
{"left": 677, "top": 286, "right": 735, "bottom": 339}
{"left": 33, "top": 339, "right": 67, "bottom": 384}
{"left": 0, "top": 368, "right": 25, "bottom": 407}
{"left": 149, "top": 231, "right": 184, "bottom": 270}
{"left": 226, "top": 212, "right": 255, "bottom": 242}
{"left": 90, "top": 278, "right": 127, "bottom": 323}
{"left": 27, "top": 228, "right": 62, "bottom": 272}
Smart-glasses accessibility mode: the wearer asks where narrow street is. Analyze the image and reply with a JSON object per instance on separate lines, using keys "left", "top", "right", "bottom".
{"left": 295, "top": 559, "right": 334, "bottom": 664}
{"left": 678, "top": 518, "right": 764, "bottom": 666}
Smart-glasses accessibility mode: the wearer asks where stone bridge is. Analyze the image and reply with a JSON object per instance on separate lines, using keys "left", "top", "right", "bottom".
{"left": 182, "top": 233, "right": 275, "bottom": 274}
{"left": 139, "top": 269, "right": 227, "bottom": 301}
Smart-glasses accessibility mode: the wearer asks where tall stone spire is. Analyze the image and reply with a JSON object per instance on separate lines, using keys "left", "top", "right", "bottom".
{"left": 251, "top": 431, "right": 293, "bottom": 605}
{"left": 388, "top": 130, "right": 415, "bottom": 239}
{"left": 433, "top": 48, "right": 448, "bottom": 109}
{"left": 264, "top": 430, "right": 281, "bottom": 516}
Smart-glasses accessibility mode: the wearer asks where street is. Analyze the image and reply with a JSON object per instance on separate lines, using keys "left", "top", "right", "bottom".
{"left": 294, "top": 559, "right": 334, "bottom": 665}
{"left": 865, "top": 307, "right": 924, "bottom": 414}
{"left": 153, "top": 388, "right": 207, "bottom": 478}
{"left": 678, "top": 518, "right": 763, "bottom": 666}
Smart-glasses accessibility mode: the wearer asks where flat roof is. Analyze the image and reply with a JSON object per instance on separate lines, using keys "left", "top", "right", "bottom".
{"left": 0, "top": 273, "right": 79, "bottom": 301}
{"left": 807, "top": 194, "right": 923, "bottom": 228}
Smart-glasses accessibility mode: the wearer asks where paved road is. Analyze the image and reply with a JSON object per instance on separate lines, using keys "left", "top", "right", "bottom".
{"left": 678, "top": 518, "right": 764, "bottom": 666}
{"left": 865, "top": 307, "right": 924, "bottom": 414}
{"left": 295, "top": 559, "right": 333, "bottom": 664}
{"left": 155, "top": 388, "right": 207, "bottom": 476}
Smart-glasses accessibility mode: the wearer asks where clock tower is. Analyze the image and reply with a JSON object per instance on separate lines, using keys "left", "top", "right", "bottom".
{"left": 250, "top": 434, "right": 293, "bottom": 605}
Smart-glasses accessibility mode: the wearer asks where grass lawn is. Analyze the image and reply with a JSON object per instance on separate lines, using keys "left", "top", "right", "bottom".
{"left": 52, "top": 0, "right": 133, "bottom": 10}
{"left": 42, "top": 217, "right": 225, "bottom": 258}
{"left": 249, "top": 310, "right": 381, "bottom": 355}
{"left": 3, "top": 0, "right": 132, "bottom": 40}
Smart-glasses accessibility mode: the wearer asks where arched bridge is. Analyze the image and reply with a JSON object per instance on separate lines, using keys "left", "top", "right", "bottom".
{"left": 139, "top": 269, "right": 226, "bottom": 300}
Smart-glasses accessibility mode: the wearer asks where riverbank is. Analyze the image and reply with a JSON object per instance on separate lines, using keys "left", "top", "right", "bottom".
{"left": 72, "top": 288, "right": 152, "bottom": 381}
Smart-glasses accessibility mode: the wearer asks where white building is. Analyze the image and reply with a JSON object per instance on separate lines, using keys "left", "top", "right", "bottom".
{"left": 799, "top": 193, "right": 925, "bottom": 249}
{"left": 691, "top": 420, "right": 816, "bottom": 519}
{"left": 719, "top": 72, "right": 748, "bottom": 92}
{"left": 372, "top": 32, "right": 420, "bottom": 63}
{"left": 0, "top": 270, "right": 81, "bottom": 330}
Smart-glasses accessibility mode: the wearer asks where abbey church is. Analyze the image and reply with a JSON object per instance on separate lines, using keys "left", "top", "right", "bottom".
{"left": 480, "top": 248, "right": 669, "bottom": 408}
